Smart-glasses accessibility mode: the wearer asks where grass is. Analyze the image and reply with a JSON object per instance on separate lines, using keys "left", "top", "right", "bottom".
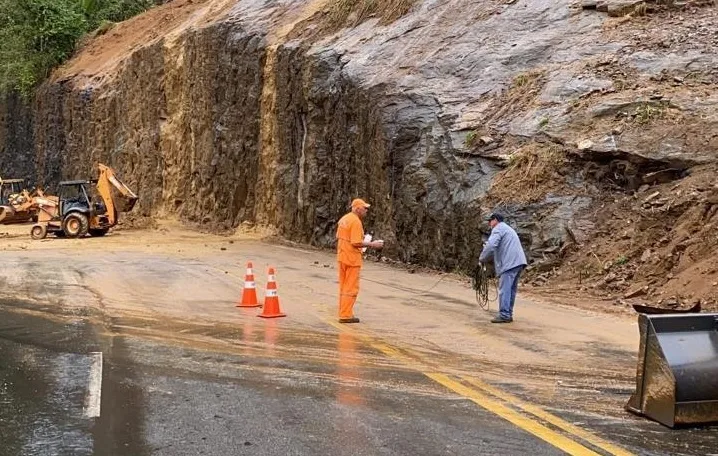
{"left": 634, "top": 102, "right": 666, "bottom": 124}
{"left": 511, "top": 71, "right": 543, "bottom": 90}
{"left": 465, "top": 131, "right": 477, "bottom": 147}
{"left": 325, "top": 0, "right": 416, "bottom": 30}
{"left": 633, "top": 2, "right": 648, "bottom": 15}
{"left": 615, "top": 255, "right": 629, "bottom": 266}
{"left": 289, "top": 0, "right": 416, "bottom": 42}
{"left": 479, "top": 70, "right": 546, "bottom": 130}
{"left": 489, "top": 143, "right": 568, "bottom": 205}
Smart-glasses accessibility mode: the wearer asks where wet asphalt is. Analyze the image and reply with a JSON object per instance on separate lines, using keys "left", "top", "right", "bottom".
{"left": 0, "top": 302, "right": 566, "bottom": 456}
{"left": 2, "top": 299, "right": 718, "bottom": 456}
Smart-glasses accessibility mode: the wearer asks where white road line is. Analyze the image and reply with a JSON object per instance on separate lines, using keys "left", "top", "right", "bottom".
{"left": 84, "top": 352, "right": 103, "bottom": 418}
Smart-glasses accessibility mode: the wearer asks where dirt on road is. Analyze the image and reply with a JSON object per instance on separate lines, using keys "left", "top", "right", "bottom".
{"left": 1, "top": 220, "right": 716, "bottom": 454}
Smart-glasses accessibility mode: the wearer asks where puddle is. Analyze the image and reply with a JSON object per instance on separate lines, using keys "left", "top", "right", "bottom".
{"left": 0, "top": 301, "right": 150, "bottom": 455}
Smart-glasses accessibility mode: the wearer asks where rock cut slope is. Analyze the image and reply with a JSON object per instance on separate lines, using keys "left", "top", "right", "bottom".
{"left": 0, "top": 0, "right": 716, "bottom": 304}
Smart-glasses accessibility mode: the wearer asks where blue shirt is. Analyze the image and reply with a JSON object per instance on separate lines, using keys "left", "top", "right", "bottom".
{"left": 479, "top": 222, "right": 527, "bottom": 275}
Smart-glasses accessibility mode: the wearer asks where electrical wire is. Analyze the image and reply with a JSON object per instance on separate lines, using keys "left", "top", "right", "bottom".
{"left": 472, "top": 265, "right": 497, "bottom": 311}
{"left": 361, "top": 273, "right": 449, "bottom": 295}
{"left": 360, "top": 255, "right": 497, "bottom": 310}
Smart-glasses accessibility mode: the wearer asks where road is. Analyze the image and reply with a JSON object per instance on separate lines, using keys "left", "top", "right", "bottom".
{"left": 0, "top": 222, "right": 716, "bottom": 455}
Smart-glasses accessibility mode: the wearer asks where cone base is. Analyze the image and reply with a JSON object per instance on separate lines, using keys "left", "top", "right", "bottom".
{"left": 258, "top": 313, "right": 286, "bottom": 318}
{"left": 236, "top": 302, "right": 261, "bottom": 308}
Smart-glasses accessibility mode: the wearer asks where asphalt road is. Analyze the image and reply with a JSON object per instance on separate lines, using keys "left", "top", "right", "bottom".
{"left": 0, "top": 305, "right": 567, "bottom": 456}
{"left": 1, "top": 225, "right": 717, "bottom": 455}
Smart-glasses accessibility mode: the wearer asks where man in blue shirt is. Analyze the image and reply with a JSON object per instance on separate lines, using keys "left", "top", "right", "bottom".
{"left": 479, "top": 213, "right": 528, "bottom": 323}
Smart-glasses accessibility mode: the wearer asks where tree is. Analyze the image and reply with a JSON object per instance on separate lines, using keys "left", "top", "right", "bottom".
{"left": 0, "top": 0, "right": 153, "bottom": 96}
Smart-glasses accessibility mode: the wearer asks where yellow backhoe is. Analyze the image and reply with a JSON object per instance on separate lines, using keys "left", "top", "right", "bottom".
{"left": 0, "top": 178, "right": 39, "bottom": 224}
{"left": 26, "top": 164, "right": 138, "bottom": 240}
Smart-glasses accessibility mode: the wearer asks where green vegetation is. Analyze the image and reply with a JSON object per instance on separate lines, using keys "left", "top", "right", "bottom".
{"left": 464, "top": 130, "right": 477, "bottom": 147}
{"left": 489, "top": 143, "right": 568, "bottom": 205}
{"left": 634, "top": 102, "right": 666, "bottom": 124}
{"left": 511, "top": 71, "right": 542, "bottom": 89}
{"left": 325, "top": 0, "right": 415, "bottom": 32}
{"left": 615, "top": 255, "right": 629, "bottom": 266}
{"left": 0, "top": 0, "right": 153, "bottom": 96}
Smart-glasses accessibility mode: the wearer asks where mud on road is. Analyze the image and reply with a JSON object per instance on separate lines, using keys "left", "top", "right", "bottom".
{"left": 0, "top": 221, "right": 716, "bottom": 455}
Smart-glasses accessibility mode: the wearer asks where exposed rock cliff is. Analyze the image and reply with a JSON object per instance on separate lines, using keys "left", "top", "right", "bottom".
{"left": 1, "top": 0, "right": 717, "bottom": 303}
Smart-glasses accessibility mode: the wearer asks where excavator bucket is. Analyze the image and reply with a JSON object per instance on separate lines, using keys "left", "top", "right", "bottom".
{"left": 626, "top": 313, "right": 718, "bottom": 427}
{"left": 0, "top": 206, "right": 10, "bottom": 223}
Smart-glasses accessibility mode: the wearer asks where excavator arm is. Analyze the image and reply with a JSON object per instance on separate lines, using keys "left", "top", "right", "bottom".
{"left": 96, "top": 164, "right": 138, "bottom": 225}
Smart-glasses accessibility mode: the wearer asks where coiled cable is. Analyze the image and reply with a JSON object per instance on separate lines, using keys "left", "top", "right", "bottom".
{"left": 472, "top": 264, "right": 498, "bottom": 311}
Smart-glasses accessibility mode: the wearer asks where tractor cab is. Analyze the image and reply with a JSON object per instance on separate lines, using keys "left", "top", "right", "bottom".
{"left": 0, "top": 178, "right": 38, "bottom": 224}
{"left": 55, "top": 179, "right": 112, "bottom": 236}
{"left": 57, "top": 179, "right": 106, "bottom": 217}
{"left": 0, "top": 179, "right": 28, "bottom": 205}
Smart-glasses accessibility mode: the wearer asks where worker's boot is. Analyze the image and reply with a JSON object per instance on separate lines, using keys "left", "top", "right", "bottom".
{"left": 339, "top": 317, "right": 360, "bottom": 324}
{"left": 491, "top": 316, "right": 513, "bottom": 323}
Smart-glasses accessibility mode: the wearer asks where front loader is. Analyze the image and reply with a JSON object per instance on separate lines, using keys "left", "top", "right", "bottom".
{"left": 626, "top": 312, "right": 718, "bottom": 427}
{"left": 0, "top": 178, "right": 39, "bottom": 224}
{"left": 29, "top": 164, "right": 138, "bottom": 240}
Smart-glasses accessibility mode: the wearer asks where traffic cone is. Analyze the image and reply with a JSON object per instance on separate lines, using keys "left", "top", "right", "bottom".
{"left": 258, "top": 267, "right": 286, "bottom": 318}
{"left": 237, "top": 262, "right": 260, "bottom": 308}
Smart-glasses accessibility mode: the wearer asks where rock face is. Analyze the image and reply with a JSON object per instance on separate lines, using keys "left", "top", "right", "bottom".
{"left": 1, "top": 0, "right": 717, "bottom": 272}
{"left": 0, "top": 93, "right": 35, "bottom": 182}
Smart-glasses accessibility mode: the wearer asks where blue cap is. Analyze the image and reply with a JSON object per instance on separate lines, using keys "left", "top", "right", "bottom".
{"left": 486, "top": 213, "right": 504, "bottom": 222}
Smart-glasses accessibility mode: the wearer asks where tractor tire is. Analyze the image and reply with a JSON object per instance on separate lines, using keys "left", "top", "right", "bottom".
{"left": 89, "top": 228, "right": 108, "bottom": 237}
{"left": 30, "top": 224, "right": 47, "bottom": 240}
{"left": 63, "top": 213, "right": 89, "bottom": 238}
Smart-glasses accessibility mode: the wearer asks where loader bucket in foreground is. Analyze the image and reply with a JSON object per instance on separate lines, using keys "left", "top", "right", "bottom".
{"left": 626, "top": 313, "right": 718, "bottom": 428}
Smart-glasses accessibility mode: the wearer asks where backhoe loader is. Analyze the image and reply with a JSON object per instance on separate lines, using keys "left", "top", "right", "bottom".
{"left": 28, "top": 164, "right": 138, "bottom": 240}
{"left": 0, "top": 178, "right": 38, "bottom": 224}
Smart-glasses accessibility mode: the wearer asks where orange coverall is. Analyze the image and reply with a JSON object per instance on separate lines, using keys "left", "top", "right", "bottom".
{"left": 336, "top": 212, "right": 365, "bottom": 319}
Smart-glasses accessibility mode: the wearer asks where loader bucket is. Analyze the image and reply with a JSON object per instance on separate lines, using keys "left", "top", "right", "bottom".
{"left": 626, "top": 313, "right": 718, "bottom": 427}
{"left": 0, "top": 205, "right": 21, "bottom": 224}
{"left": 113, "top": 191, "right": 138, "bottom": 213}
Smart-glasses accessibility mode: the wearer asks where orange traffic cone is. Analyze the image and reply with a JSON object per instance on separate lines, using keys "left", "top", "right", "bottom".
{"left": 258, "top": 267, "right": 286, "bottom": 318}
{"left": 237, "top": 262, "right": 261, "bottom": 308}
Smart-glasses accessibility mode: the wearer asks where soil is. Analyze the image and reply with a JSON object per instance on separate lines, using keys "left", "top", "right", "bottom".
{"left": 529, "top": 164, "right": 718, "bottom": 311}
{"left": 0, "top": 219, "right": 641, "bottom": 423}
{"left": 56, "top": 0, "right": 235, "bottom": 87}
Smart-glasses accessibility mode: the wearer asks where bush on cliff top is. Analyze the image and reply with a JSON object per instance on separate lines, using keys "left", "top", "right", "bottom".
{"left": 0, "top": 0, "right": 154, "bottom": 97}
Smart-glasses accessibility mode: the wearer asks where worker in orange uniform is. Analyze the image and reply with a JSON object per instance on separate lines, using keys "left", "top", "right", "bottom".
{"left": 336, "top": 198, "right": 384, "bottom": 323}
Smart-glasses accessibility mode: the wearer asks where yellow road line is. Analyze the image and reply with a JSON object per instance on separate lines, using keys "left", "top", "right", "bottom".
{"left": 461, "top": 376, "right": 635, "bottom": 456}
{"left": 426, "top": 373, "right": 602, "bottom": 456}
{"left": 320, "top": 314, "right": 635, "bottom": 456}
